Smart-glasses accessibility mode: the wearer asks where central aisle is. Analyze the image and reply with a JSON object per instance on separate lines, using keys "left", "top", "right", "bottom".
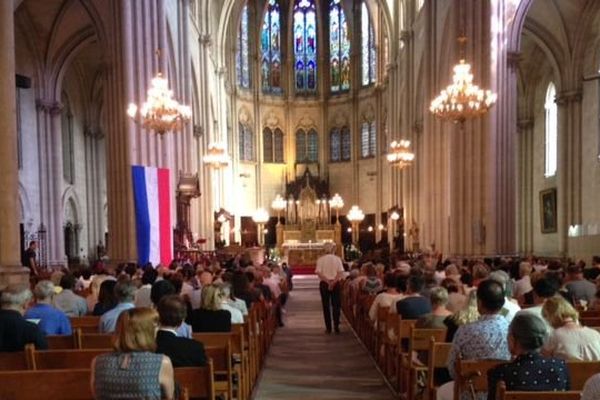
{"left": 253, "top": 276, "right": 395, "bottom": 400}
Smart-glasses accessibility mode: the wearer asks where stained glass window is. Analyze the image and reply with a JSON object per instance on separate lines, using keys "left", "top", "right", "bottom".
{"left": 330, "top": 0, "right": 350, "bottom": 93}
{"left": 274, "top": 129, "right": 284, "bottom": 162}
{"left": 296, "top": 128, "right": 318, "bottom": 162}
{"left": 330, "top": 127, "right": 351, "bottom": 161}
{"left": 307, "top": 129, "right": 318, "bottom": 161}
{"left": 264, "top": 127, "right": 285, "bottom": 163}
{"left": 293, "top": 0, "right": 317, "bottom": 93}
{"left": 236, "top": 3, "right": 251, "bottom": 89}
{"left": 361, "top": 121, "right": 376, "bottom": 158}
{"left": 341, "top": 126, "right": 351, "bottom": 161}
{"left": 239, "top": 123, "right": 254, "bottom": 161}
{"left": 361, "top": 2, "right": 377, "bottom": 86}
{"left": 330, "top": 128, "right": 341, "bottom": 161}
{"left": 263, "top": 128, "right": 274, "bottom": 162}
{"left": 261, "top": 0, "right": 282, "bottom": 93}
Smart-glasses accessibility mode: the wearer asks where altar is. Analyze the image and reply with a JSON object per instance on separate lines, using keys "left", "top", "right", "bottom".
{"left": 274, "top": 169, "right": 343, "bottom": 274}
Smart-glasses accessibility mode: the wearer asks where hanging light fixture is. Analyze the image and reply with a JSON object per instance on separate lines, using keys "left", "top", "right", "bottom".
{"left": 386, "top": 140, "right": 415, "bottom": 168}
{"left": 430, "top": 33, "right": 497, "bottom": 124}
{"left": 127, "top": 50, "right": 192, "bottom": 135}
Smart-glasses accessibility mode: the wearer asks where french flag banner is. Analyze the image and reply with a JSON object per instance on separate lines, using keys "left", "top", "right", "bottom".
{"left": 131, "top": 165, "right": 173, "bottom": 267}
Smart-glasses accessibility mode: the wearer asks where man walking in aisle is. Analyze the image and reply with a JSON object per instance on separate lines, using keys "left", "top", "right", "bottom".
{"left": 315, "top": 243, "right": 344, "bottom": 334}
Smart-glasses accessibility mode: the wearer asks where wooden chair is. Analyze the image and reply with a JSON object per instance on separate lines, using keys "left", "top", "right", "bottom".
{"left": 46, "top": 333, "right": 78, "bottom": 349}
{"left": 567, "top": 360, "right": 600, "bottom": 390}
{"left": 176, "top": 360, "right": 216, "bottom": 400}
{"left": 496, "top": 381, "right": 581, "bottom": 400}
{"left": 70, "top": 316, "right": 100, "bottom": 333}
{"left": 427, "top": 339, "right": 452, "bottom": 400}
{"left": 454, "top": 357, "right": 505, "bottom": 400}
{"left": 0, "top": 368, "right": 92, "bottom": 399}
{"left": 403, "top": 327, "right": 447, "bottom": 400}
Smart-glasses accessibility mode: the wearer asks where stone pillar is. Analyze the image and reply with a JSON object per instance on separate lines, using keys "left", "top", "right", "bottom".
{"left": 0, "top": 1, "right": 28, "bottom": 287}
{"left": 516, "top": 118, "right": 534, "bottom": 254}
{"left": 35, "top": 100, "right": 66, "bottom": 268}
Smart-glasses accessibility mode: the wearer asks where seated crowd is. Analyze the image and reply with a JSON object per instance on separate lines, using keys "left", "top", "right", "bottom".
{"left": 0, "top": 255, "right": 292, "bottom": 399}
{"left": 347, "top": 254, "right": 600, "bottom": 400}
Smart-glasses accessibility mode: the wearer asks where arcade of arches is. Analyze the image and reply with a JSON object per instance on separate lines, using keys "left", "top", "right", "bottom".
{"left": 0, "top": 0, "right": 600, "bottom": 279}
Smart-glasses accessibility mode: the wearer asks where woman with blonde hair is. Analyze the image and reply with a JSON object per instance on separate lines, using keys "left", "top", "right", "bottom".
{"left": 91, "top": 308, "right": 174, "bottom": 400}
{"left": 443, "top": 289, "right": 480, "bottom": 341}
{"left": 542, "top": 295, "right": 600, "bottom": 361}
{"left": 187, "top": 284, "right": 232, "bottom": 332}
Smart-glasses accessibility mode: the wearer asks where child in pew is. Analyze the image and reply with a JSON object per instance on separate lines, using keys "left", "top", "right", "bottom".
{"left": 91, "top": 307, "right": 175, "bottom": 400}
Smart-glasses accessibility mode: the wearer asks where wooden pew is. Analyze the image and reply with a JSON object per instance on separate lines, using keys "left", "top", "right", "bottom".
{"left": 28, "top": 348, "right": 106, "bottom": 370}
{"left": 497, "top": 381, "right": 581, "bottom": 400}
{"left": 78, "top": 332, "right": 113, "bottom": 349}
{"left": 375, "top": 305, "right": 390, "bottom": 369}
{"left": 454, "top": 358, "right": 505, "bottom": 400}
{"left": 70, "top": 316, "right": 100, "bottom": 333}
{"left": 580, "top": 317, "right": 600, "bottom": 327}
{"left": 427, "top": 339, "right": 452, "bottom": 400}
{"left": 176, "top": 360, "right": 216, "bottom": 400}
{"left": 567, "top": 361, "right": 600, "bottom": 390}
{"left": 193, "top": 333, "right": 241, "bottom": 400}
{"left": 47, "top": 333, "right": 78, "bottom": 349}
{"left": 231, "top": 324, "right": 251, "bottom": 400}
{"left": 403, "top": 327, "right": 447, "bottom": 399}
{"left": 201, "top": 342, "right": 234, "bottom": 400}
{"left": 0, "top": 348, "right": 30, "bottom": 370}
{"left": 0, "top": 368, "right": 92, "bottom": 399}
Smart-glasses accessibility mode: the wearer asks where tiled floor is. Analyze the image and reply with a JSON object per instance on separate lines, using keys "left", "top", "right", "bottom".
{"left": 252, "top": 277, "right": 395, "bottom": 400}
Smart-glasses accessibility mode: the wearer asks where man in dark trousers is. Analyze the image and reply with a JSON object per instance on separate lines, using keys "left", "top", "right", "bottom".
{"left": 21, "top": 241, "right": 40, "bottom": 277}
{"left": 315, "top": 243, "right": 344, "bottom": 334}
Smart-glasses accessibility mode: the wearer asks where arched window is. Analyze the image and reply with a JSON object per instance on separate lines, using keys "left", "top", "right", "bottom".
{"left": 361, "top": 2, "right": 377, "bottom": 86}
{"left": 296, "top": 128, "right": 318, "bottom": 162}
{"left": 261, "top": 0, "right": 282, "bottom": 93}
{"left": 293, "top": 0, "right": 318, "bottom": 93}
{"left": 544, "top": 83, "right": 557, "bottom": 177}
{"left": 264, "top": 127, "right": 285, "bottom": 163}
{"left": 417, "top": 0, "right": 425, "bottom": 13}
{"left": 329, "top": 0, "right": 350, "bottom": 93}
{"left": 236, "top": 3, "right": 251, "bottom": 89}
{"left": 330, "top": 126, "right": 351, "bottom": 161}
{"left": 360, "top": 121, "right": 376, "bottom": 158}
{"left": 239, "top": 123, "right": 254, "bottom": 161}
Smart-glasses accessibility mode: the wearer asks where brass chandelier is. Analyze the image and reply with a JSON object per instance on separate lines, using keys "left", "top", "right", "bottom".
{"left": 430, "top": 36, "right": 497, "bottom": 124}
{"left": 127, "top": 51, "right": 192, "bottom": 135}
{"left": 386, "top": 140, "right": 415, "bottom": 169}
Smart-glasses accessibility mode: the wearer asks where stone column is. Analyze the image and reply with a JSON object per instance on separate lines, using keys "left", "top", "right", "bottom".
{"left": 516, "top": 118, "right": 534, "bottom": 254}
{"left": 0, "top": 1, "right": 28, "bottom": 287}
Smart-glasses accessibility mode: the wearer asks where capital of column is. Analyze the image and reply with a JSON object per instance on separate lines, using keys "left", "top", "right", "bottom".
{"left": 507, "top": 51, "right": 522, "bottom": 71}
{"left": 516, "top": 118, "right": 533, "bottom": 133}
{"left": 400, "top": 30, "right": 413, "bottom": 43}
{"left": 556, "top": 90, "right": 582, "bottom": 106}
{"left": 200, "top": 34, "right": 212, "bottom": 47}
{"left": 36, "top": 99, "right": 63, "bottom": 115}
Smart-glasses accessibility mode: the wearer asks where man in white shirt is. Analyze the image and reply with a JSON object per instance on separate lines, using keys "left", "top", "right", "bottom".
{"left": 315, "top": 243, "right": 344, "bottom": 334}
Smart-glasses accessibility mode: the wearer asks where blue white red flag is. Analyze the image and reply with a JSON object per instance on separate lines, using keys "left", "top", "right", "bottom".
{"left": 131, "top": 165, "right": 172, "bottom": 267}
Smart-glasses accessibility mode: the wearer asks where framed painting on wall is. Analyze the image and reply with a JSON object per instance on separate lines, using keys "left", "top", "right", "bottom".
{"left": 540, "top": 188, "right": 557, "bottom": 234}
